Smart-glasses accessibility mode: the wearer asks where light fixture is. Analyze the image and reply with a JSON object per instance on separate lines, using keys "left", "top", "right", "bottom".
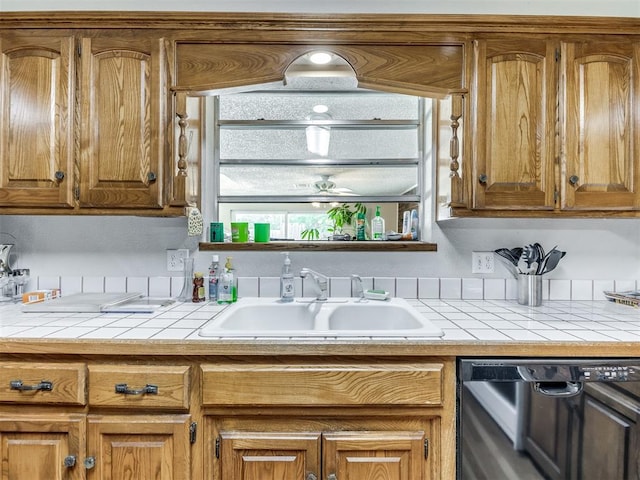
{"left": 313, "top": 104, "right": 329, "bottom": 113}
{"left": 306, "top": 112, "right": 331, "bottom": 157}
{"left": 309, "top": 52, "right": 332, "bottom": 65}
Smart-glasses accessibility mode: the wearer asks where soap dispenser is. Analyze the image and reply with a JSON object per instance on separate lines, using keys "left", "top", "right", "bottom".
{"left": 371, "top": 205, "right": 385, "bottom": 240}
{"left": 217, "top": 256, "right": 237, "bottom": 304}
{"left": 280, "top": 252, "right": 295, "bottom": 302}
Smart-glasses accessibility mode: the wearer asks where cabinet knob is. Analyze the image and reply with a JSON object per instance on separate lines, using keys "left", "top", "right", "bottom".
{"left": 147, "top": 172, "right": 157, "bottom": 182}
{"left": 306, "top": 474, "right": 317, "bottom": 480}
{"left": 327, "top": 474, "right": 337, "bottom": 480}
{"left": 478, "top": 174, "right": 488, "bottom": 184}
{"left": 54, "top": 171, "right": 65, "bottom": 181}
{"left": 569, "top": 175, "right": 579, "bottom": 186}
{"left": 84, "top": 457, "right": 96, "bottom": 470}
{"left": 64, "top": 455, "right": 76, "bottom": 468}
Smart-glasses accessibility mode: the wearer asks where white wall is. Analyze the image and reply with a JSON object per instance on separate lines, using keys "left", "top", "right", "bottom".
{"left": 3, "top": 215, "right": 639, "bottom": 284}
{"left": 1, "top": 0, "right": 638, "bottom": 17}
{"left": 2, "top": 2, "right": 639, "bottom": 292}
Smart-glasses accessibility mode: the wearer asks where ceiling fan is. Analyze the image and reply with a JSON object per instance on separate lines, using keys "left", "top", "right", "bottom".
{"left": 313, "top": 175, "right": 356, "bottom": 195}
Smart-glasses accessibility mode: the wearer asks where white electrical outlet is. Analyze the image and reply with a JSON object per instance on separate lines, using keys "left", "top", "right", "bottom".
{"left": 472, "top": 251, "right": 495, "bottom": 274}
{"left": 167, "top": 249, "right": 189, "bottom": 271}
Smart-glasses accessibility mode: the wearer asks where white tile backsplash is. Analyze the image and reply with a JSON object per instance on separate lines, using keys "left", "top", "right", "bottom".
{"left": 237, "top": 277, "right": 259, "bottom": 297}
{"left": 593, "top": 280, "right": 615, "bottom": 300}
{"left": 105, "top": 277, "right": 126, "bottom": 292}
{"left": 329, "top": 277, "right": 351, "bottom": 297}
{"left": 396, "top": 277, "right": 418, "bottom": 299}
{"left": 127, "top": 277, "right": 149, "bottom": 296}
{"left": 462, "top": 278, "right": 483, "bottom": 300}
{"left": 440, "top": 278, "right": 462, "bottom": 299}
{"left": 41, "top": 275, "right": 639, "bottom": 302}
{"left": 418, "top": 278, "right": 440, "bottom": 298}
{"left": 258, "top": 277, "right": 280, "bottom": 297}
{"left": 570, "top": 280, "right": 593, "bottom": 301}
{"left": 549, "top": 279, "right": 570, "bottom": 300}
{"left": 60, "top": 276, "right": 83, "bottom": 295}
{"left": 149, "top": 277, "right": 172, "bottom": 297}
{"left": 483, "top": 278, "right": 506, "bottom": 300}
{"left": 373, "top": 277, "right": 396, "bottom": 297}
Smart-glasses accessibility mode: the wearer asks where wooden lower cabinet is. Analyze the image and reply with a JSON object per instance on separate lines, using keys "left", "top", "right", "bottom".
{"left": 0, "top": 413, "right": 85, "bottom": 480}
{"left": 0, "top": 357, "right": 455, "bottom": 479}
{"left": 208, "top": 417, "right": 437, "bottom": 480}
{"left": 86, "top": 414, "right": 192, "bottom": 480}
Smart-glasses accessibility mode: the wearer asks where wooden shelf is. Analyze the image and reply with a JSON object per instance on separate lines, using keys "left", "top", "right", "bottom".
{"left": 199, "top": 241, "right": 437, "bottom": 252}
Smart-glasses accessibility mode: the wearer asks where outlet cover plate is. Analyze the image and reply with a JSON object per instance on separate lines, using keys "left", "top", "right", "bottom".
{"left": 472, "top": 251, "right": 495, "bottom": 274}
{"left": 167, "top": 249, "right": 189, "bottom": 271}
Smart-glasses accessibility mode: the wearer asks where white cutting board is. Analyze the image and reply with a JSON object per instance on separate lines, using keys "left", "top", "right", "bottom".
{"left": 22, "top": 292, "right": 143, "bottom": 313}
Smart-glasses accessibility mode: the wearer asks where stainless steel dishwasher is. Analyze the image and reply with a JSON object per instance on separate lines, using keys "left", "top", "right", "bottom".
{"left": 457, "top": 358, "right": 640, "bottom": 480}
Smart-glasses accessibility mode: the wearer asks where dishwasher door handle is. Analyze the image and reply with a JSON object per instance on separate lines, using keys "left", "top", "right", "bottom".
{"left": 534, "top": 381, "right": 583, "bottom": 397}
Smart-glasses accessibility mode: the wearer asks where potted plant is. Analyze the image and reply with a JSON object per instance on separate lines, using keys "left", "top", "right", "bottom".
{"left": 327, "top": 203, "right": 366, "bottom": 240}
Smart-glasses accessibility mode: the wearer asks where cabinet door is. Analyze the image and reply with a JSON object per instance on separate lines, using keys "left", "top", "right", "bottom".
{"left": 562, "top": 40, "right": 640, "bottom": 210}
{"left": 87, "top": 414, "right": 191, "bottom": 480}
{"left": 0, "top": 414, "right": 84, "bottom": 480}
{"left": 218, "top": 431, "right": 321, "bottom": 480}
{"left": 0, "top": 34, "right": 75, "bottom": 207}
{"left": 472, "top": 38, "right": 557, "bottom": 211}
{"left": 576, "top": 385, "right": 639, "bottom": 480}
{"left": 524, "top": 388, "right": 571, "bottom": 480}
{"left": 79, "top": 36, "right": 165, "bottom": 209}
{"left": 323, "top": 431, "right": 425, "bottom": 480}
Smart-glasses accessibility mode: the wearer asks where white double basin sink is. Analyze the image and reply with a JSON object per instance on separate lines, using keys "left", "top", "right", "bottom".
{"left": 199, "top": 297, "right": 443, "bottom": 338}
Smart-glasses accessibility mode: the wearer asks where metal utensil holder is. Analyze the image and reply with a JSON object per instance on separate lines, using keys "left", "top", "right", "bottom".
{"left": 517, "top": 274, "right": 543, "bottom": 306}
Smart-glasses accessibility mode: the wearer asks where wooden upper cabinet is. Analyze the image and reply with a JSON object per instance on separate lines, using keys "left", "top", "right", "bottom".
{"left": 472, "top": 38, "right": 557, "bottom": 211}
{"left": 79, "top": 36, "right": 165, "bottom": 208}
{"left": 0, "top": 35, "right": 75, "bottom": 208}
{"left": 561, "top": 40, "right": 640, "bottom": 211}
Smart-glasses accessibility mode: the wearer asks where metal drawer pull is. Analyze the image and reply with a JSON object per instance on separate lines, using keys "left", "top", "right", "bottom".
{"left": 10, "top": 380, "right": 53, "bottom": 392}
{"left": 114, "top": 383, "right": 158, "bottom": 395}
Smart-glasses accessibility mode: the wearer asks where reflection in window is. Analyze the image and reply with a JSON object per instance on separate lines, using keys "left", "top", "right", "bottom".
{"left": 214, "top": 90, "right": 431, "bottom": 240}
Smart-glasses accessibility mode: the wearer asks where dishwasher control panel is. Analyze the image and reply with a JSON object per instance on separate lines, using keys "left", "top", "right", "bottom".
{"left": 580, "top": 365, "right": 638, "bottom": 382}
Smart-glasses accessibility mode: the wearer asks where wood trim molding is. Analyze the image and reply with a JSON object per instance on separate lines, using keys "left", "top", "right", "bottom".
{"left": 0, "top": 12, "right": 639, "bottom": 35}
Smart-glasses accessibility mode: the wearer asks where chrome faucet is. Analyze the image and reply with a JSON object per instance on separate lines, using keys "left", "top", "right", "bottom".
{"left": 300, "top": 268, "right": 328, "bottom": 301}
{"left": 351, "top": 274, "right": 365, "bottom": 300}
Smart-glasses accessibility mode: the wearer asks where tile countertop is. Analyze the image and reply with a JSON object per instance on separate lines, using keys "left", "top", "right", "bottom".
{"left": 1, "top": 298, "right": 640, "bottom": 357}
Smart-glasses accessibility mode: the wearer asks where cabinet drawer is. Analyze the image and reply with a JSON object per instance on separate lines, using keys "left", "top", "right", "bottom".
{"left": 0, "top": 362, "right": 86, "bottom": 405}
{"left": 201, "top": 363, "right": 443, "bottom": 407}
{"left": 88, "top": 365, "right": 190, "bottom": 410}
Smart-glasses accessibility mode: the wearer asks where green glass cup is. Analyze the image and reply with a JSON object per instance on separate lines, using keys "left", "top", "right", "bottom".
{"left": 254, "top": 223, "right": 270, "bottom": 242}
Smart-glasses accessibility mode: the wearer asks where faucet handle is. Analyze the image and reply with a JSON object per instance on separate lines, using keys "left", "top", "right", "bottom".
{"left": 351, "top": 274, "right": 364, "bottom": 298}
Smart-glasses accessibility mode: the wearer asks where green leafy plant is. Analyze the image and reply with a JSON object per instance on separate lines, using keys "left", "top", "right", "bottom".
{"left": 327, "top": 203, "right": 366, "bottom": 239}
{"left": 300, "top": 228, "right": 320, "bottom": 240}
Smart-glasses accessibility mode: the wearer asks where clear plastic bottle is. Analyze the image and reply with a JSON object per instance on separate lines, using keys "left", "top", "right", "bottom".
{"left": 280, "top": 252, "right": 295, "bottom": 302}
{"left": 371, "top": 205, "right": 385, "bottom": 240}
{"left": 208, "top": 255, "right": 219, "bottom": 301}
